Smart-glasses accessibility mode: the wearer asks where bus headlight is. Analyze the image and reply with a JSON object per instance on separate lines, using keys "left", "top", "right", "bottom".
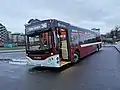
{"left": 51, "top": 53, "right": 53, "bottom": 55}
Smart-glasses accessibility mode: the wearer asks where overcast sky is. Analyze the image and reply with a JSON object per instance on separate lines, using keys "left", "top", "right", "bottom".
{"left": 0, "top": 0, "right": 120, "bottom": 34}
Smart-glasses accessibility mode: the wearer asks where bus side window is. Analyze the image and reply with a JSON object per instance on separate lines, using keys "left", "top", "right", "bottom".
{"left": 71, "top": 32, "right": 79, "bottom": 46}
{"left": 79, "top": 32, "right": 84, "bottom": 44}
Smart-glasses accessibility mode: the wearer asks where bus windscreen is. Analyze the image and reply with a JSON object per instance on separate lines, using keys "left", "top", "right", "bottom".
{"left": 27, "top": 31, "right": 52, "bottom": 51}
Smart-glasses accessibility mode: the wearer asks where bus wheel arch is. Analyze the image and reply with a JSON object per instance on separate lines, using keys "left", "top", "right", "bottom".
{"left": 73, "top": 49, "right": 80, "bottom": 63}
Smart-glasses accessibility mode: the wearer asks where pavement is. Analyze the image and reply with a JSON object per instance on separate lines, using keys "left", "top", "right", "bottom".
{"left": 102, "top": 44, "right": 116, "bottom": 47}
{"left": 102, "top": 43, "right": 120, "bottom": 53}
{"left": 114, "top": 42, "right": 120, "bottom": 53}
{"left": 0, "top": 47, "right": 120, "bottom": 90}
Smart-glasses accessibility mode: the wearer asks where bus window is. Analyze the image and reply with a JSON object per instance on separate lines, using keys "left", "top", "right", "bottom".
{"left": 79, "top": 32, "right": 84, "bottom": 44}
{"left": 28, "top": 31, "right": 52, "bottom": 51}
{"left": 71, "top": 32, "right": 79, "bottom": 46}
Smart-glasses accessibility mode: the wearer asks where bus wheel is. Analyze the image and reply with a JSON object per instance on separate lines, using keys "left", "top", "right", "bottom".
{"left": 97, "top": 45, "right": 99, "bottom": 51}
{"left": 73, "top": 52, "right": 80, "bottom": 63}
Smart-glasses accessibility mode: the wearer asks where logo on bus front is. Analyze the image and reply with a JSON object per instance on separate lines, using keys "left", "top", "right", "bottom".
{"left": 34, "top": 56, "right": 41, "bottom": 59}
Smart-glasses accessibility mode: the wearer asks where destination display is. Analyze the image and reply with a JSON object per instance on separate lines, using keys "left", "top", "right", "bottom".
{"left": 25, "top": 22, "right": 49, "bottom": 34}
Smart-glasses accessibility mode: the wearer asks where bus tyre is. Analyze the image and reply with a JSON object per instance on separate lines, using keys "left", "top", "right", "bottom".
{"left": 73, "top": 52, "right": 80, "bottom": 63}
{"left": 97, "top": 45, "right": 99, "bottom": 51}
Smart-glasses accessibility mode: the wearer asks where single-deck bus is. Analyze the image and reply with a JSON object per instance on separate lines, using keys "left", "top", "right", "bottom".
{"left": 25, "top": 19, "right": 102, "bottom": 67}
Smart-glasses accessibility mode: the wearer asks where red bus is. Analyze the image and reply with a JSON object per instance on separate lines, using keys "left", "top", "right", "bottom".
{"left": 25, "top": 19, "right": 102, "bottom": 67}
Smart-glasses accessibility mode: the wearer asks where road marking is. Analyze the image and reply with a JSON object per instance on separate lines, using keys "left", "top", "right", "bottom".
{"left": 4, "top": 70, "right": 14, "bottom": 73}
{"left": 9, "top": 61, "right": 27, "bottom": 65}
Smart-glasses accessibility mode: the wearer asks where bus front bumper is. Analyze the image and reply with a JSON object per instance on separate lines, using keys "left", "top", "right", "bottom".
{"left": 26, "top": 54, "right": 61, "bottom": 68}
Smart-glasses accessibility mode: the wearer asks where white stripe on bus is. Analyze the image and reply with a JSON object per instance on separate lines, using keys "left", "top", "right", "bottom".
{"left": 81, "top": 42, "right": 102, "bottom": 47}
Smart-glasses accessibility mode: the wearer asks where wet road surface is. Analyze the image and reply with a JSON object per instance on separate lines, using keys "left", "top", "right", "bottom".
{"left": 0, "top": 47, "right": 120, "bottom": 90}
{"left": 0, "top": 52, "right": 26, "bottom": 60}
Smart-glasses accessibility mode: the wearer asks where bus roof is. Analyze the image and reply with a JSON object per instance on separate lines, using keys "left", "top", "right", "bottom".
{"left": 25, "top": 19, "right": 99, "bottom": 34}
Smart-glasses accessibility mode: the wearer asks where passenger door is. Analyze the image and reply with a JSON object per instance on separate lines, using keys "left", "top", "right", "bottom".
{"left": 56, "top": 28, "right": 69, "bottom": 61}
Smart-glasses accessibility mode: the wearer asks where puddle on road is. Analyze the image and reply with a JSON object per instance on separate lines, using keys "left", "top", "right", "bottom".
{"left": 28, "top": 66, "right": 57, "bottom": 73}
{"left": 0, "top": 59, "right": 73, "bottom": 73}
{"left": 28, "top": 63, "right": 73, "bottom": 74}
